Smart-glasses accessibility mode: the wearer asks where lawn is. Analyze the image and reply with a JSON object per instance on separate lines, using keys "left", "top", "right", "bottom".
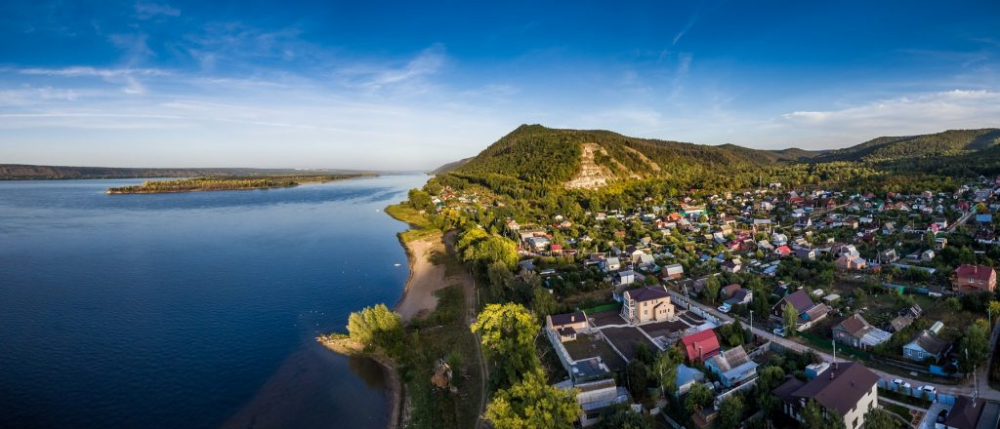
{"left": 602, "top": 327, "right": 659, "bottom": 362}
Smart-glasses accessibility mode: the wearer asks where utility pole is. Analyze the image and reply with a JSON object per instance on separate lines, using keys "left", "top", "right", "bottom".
{"left": 832, "top": 338, "right": 837, "bottom": 368}
{"left": 749, "top": 310, "right": 754, "bottom": 342}
{"left": 967, "top": 348, "right": 979, "bottom": 406}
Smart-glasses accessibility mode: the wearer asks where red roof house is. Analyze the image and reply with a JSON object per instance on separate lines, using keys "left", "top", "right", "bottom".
{"left": 953, "top": 265, "right": 997, "bottom": 293}
{"left": 681, "top": 329, "right": 721, "bottom": 363}
{"left": 775, "top": 245, "right": 792, "bottom": 258}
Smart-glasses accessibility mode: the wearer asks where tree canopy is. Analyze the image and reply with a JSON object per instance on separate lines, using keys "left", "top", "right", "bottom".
{"left": 484, "top": 369, "right": 581, "bottom": 429}
{"left": 346, "top": 304, "right": 404, "bottom": 357}
{"left": 471, "top": 303, "right": 541, "bottom": 388}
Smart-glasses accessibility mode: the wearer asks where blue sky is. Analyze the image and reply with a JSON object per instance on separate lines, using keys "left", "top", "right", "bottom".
{"left": 1, "top": 0, "right": 998, "bottom": 170}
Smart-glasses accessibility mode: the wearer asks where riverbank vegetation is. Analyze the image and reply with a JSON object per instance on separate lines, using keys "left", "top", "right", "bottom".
{"left": 321, "top": 282, "right": 483, "bottom": 428}
{"left": 105, "top": 174, "right": 367, "bottom": 194}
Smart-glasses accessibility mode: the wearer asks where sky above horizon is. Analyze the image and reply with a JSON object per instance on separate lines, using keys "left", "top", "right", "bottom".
{"left": 1, "top": 1, "right": 999, "bottom": 170}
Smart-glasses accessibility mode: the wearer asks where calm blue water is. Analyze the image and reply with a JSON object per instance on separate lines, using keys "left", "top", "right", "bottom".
{"left": 0, "top": 174, "right": 427, "bottom": 428}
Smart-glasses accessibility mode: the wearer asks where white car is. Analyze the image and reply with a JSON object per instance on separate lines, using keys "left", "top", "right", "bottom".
{"left": 918, "top": 385, "right": 937, "bottom": 393}
{"left": 772, "top": 327, "right": 786, "bottom": 337}
{"left": 892, "top": 379, "right": 911, "bottom": 389}
{"left": 717, "top": 303, "right": 732, "bottom": 313}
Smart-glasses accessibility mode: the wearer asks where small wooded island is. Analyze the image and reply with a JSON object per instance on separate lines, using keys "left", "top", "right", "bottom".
{"left": 105, "top": 174, "right": 373, "bottom": 194}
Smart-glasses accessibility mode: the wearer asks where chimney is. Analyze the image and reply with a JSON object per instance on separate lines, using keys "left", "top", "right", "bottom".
{"left": 570, "top": 315, "right": 575, "bottom": 322}
{"left": 830, "top": 371, "right": 835, "bottom": 380}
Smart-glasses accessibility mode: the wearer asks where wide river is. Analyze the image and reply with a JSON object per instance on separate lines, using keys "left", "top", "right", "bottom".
{"left": 0, "top": 174, "right": 427, "bottom": 428}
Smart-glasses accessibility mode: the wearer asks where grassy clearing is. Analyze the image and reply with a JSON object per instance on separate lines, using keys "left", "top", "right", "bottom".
{"left": 402, "top": 284, "right": 483, "bottom": 429}
{"left": 385, "top": 203, "right": 442, "bottom": 243}
{"left": 429, "top": 249, "right": 463, "bottom": 277}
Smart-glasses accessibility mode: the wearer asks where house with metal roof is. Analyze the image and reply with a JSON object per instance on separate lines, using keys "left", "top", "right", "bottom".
{"left": 832, "top": 314, "right": 890, "bottom": 349}
{"left": 705, "top": 345, "right": 758, "bottom": 388}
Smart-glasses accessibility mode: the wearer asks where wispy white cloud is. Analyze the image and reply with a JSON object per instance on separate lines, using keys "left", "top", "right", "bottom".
{"left": 333, "top": 44, "right": 448, "bottom": 93}
{"left": 771, "top": 89, "right": 1000, "bottom": 147}
{"left": 16, "top": 66, "right": 167, "bottom": 95}
{"left": 17, "top": 67, "right": 167, "bottom": 78}
{"left": 135, "top": 1, "right": 181, "bottom": 20}
{"left": 672, "top": 15, "right": 697, "bottom": 46}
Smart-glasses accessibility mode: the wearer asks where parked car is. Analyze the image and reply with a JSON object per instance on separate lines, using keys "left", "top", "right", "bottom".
{"left": 918, "top": 385, "right": 937, "bottom": 393}
{"left": 772, "top": 327, "right": 786, "bottom": 337}
{"left": 717, "top": 303, "right": 732, "bottom": 313}
{"left": 892, "top": 379, "right": 911, "bottom": 389}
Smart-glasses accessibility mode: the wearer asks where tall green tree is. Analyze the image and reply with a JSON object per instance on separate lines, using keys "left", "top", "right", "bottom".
{"left": 407, "top": 188, "right": 433, "bottom": 211}
{"left": 959, "top": 319, "right": 990, "bottom": 373}
{"left": 783, "top": 302, "right": 799, "bottom": 336}
{"left": 484, "top": 369, "right": 581, "bottom": 429}
{"left": 471, "top": 303, "right": 541, "bottom": 388}
{"left": 718, "top": 394, "right": 744, "bottom": 428}
{"left": 684, "top": 383, "right": 713, "bottom": 415}
{"left": 531, "top": 287, "right": 559, "bottom": 320}
{"left": 654, "top": 346, "right": 684, "bottom": 396}
{"left": 705, "top": 275, "right": 721, "bottom": 304}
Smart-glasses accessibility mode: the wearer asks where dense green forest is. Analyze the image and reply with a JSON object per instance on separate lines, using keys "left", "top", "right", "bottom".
{"left": 105, "top": 174, "right": 368, "bottom": 194}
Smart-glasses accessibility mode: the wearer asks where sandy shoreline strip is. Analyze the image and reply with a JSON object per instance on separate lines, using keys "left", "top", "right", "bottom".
{"left": 392, "top": 233, "right": 452, "bottom": 322}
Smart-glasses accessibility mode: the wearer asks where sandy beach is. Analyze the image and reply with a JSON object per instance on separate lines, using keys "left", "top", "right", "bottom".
{"left": 393, "top": 232, "right": 456, "bottom": 322}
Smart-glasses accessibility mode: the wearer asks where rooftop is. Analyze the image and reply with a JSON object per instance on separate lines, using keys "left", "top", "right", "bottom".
{"left": 789, "top": 362, "right": 880, "bottom": 417}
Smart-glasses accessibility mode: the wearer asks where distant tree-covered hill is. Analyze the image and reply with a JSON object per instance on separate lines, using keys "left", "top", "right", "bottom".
{"left": 0, "top": 165, "right": 370, "bottom": 180}
{"left": 430, "top": 157, "right": 474, "bottom": 175}
{"left": 814, "top": 128, "right": 1000, "bottom": 163}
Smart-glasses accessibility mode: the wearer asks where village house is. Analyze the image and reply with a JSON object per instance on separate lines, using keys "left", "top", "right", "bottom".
{"left": 601, "top": 257, "right": 622, "bottom": 272}
{"left": 721, "top": 259, "right": 742, "bottom": 273}
{"left": 942, "top": 395, "right": 1000, "bottom": 429}
{"left": 772, "top": 362, "right": 880, "bottom": 429}
{"left": 662, "top": 263, "right": 684, "bottom": 279}
{"left": 614, "top": 269, "right": 636, "bottom": 286}
{"left": 903, "top": 321, "right": 950, "bottom": 362}
{"left": 772, "top": 290, "right": 830, "bottom": 330}
{"left": 953, "top": 264, "right": 997, "bottom": 293}
{"left": 546, "top": 311, "right": 589, "bottom": 343}
{"left": 836, "top": 253, "right": 867, "bottom": 271}
{"left": 832, "top": 314, "right": 890, "bottom": 349}
{"left": 681, "top": 329, "right": 721, "bottom": 363}
{"left": 619, "top": 286, "right": 675, "bottom": 325}
{"left": 705, "top": 345, "right": 758, "bottom": 388}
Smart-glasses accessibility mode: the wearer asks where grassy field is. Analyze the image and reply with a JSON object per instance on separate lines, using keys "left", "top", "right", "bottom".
{"left": 402, "top": 284, "right": 484, "bottom": 429}
{"left": 384, "top": 203, "right": 441, "bottom": 242}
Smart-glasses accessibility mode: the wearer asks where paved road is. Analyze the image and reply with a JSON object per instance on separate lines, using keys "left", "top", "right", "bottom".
{"left": 668, "top": 290, "right": 1000, "bottom": 401}
{"left": 946, "top": 210, "right": 973, "bottom": 233}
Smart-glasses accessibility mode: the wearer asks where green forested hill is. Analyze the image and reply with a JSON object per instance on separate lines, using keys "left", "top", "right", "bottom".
{"left": 450, "top": 124, "right": 816, "bottom": 190}
{"left": 432, "top": 125, "right": 1000, "bottom": 201}
{"left": 815, "top": 128, "right": 1000, "bottom": 163}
